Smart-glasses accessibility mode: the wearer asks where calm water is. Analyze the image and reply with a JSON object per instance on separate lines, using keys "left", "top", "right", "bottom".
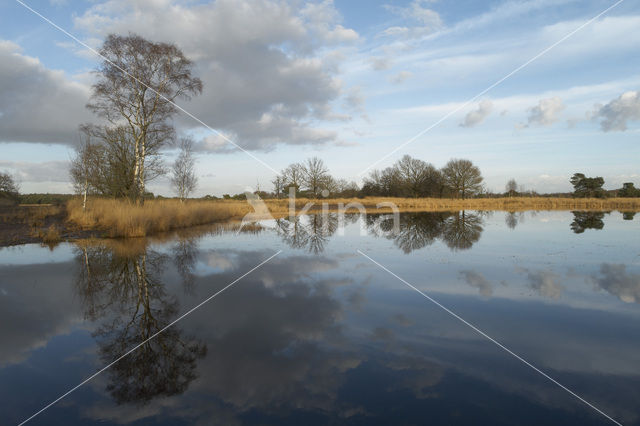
{"left": 0, "top": 211, "right": 639, "bottom": 425}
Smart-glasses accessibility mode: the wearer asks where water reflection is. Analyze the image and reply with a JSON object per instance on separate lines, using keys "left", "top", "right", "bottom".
{"left": 2, "top": 211, "right": 640, "bottom": 425}
{"left": 275, "top": 214, "right": 351, "bottom": 253}
{"left": 71, "top": 238, "right": 373, "bottom": 419}
{"left": 171, "top": 236, "right": 199, "bottom": 292}
{"left": 518, "top": 268, "right": 564, "bottom": 299}
{"left": 271, "top": 210, "right": 631, "bottom": 254}
{"left": 366, "top": 211, "right": 484, "bottom": 253}
{"left": 74, "top": 240, "right": 206, "bottom": 405}
{"left": 505, "top": 211, "right": 525, "bottom": 229}
{"left": 570, "top": 211, "right": 606, "bottom": 233}
{"left": 592, "top": 263, "right": 640, "bottom": 304}
{"left": 458, "top": 270, "right": 496, "bottom": 296}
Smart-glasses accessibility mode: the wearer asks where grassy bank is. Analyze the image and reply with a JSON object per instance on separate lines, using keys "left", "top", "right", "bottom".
{"left": 67, "top": 198, "right": 253, "bottom": 238}
{"left": 65, "top": 196, "right": 640, "bottom": 239}
{"left": 0, "top": 204, "right": 66, "bottom": 246}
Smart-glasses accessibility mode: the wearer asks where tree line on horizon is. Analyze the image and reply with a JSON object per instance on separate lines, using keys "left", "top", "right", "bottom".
{"left": 570, "top": 173, "right": 640, "bottom": 198}
{"left": 229, "top": 155, "right": 486, "bottom": 200}
{"left": 267, "top": 155, "right": 486, "bottom": 199}
{"left": 361, "top": 156, "right": 483, "bottom": 199}
{"left": 218, "top": 163, "right": 639, "bottom": 200}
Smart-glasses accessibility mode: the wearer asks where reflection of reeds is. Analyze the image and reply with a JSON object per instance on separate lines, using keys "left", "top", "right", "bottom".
{"left": 67, "top": 197, "right": 640, "bottom": 238}
{"left": 75, "top": 236, "right": 150, "bottom": 257}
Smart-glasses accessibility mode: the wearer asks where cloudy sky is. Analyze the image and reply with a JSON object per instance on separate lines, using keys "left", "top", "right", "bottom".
{"left": 0, "top": 0, "right": 639, "bottom": 196}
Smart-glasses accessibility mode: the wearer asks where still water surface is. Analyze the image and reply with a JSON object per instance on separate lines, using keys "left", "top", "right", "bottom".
{"left": 0, "top": 211, "right": 639, "bottom": 425}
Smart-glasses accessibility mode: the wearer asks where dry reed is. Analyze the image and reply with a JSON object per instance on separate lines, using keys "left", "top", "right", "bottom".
{"left": 0, "top": 205, "right": 62, "bottom": 226}
{"left": 324, "top": 196, "right": 640, "bottom": 212}
{"left": 67, "top": 196, "right": 640, "bottom": 238}
{"left": 40, "top": 224, "right": 62, "bottom": 245}
{"left": 67, "top": 198, "right": 253, "bottom": 237}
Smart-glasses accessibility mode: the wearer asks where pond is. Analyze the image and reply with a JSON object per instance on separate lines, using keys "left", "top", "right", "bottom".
{"left": 0, "top": 211, "right": 639, "bottom": 425}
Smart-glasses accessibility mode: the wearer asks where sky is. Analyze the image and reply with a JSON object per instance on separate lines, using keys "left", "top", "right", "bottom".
{"left": 0, "top": 0, "right": 639, "bottom": 196}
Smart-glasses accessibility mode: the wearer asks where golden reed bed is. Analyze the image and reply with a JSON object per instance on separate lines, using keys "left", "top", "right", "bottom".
{"left": 66, "top": 197, "right": 640, "bottom": 238}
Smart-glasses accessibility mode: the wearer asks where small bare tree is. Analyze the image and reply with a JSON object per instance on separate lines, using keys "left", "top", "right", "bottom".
{"left": 302, "top": 157, "right": 331, "bottom": 197}
{"left": 271, "top": 175, "right": 285, "bottom": 199}
{"left": 281, "top": 163, "right": 304, "bottom": 194}
{"left": 171, "top": 138, "right": 198, "bottom": 202}
{"left": 69, "top": 133, "right": 96, "bottom": 211}
{"left": 505, "top": 178, "right": 518, "bottom": 197}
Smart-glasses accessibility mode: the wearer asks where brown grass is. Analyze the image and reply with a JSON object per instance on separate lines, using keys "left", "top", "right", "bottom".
{"left": 40, "top": 224, "right": 62, "bottom": 245}
{"left": 67, "top": 198, "right": 254, "bottom": 238}
{"left": 0, "top": 204, "right": 62, "bottom": 227}
{"left": 67, "top": 196, "right": 640, "bottom": 238}
{"left": 324, "top": 196, "right": 640, "bottom": 212}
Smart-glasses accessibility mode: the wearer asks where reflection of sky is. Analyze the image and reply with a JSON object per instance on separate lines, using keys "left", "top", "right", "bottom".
{"left": 0, "top": 211, "right": 639, "bottom": 425}
{"left": 356, "top": 211, "right": 640, "bottom": 313}
{"left": 0, "top": 242, "right": 76, "bottom": 266}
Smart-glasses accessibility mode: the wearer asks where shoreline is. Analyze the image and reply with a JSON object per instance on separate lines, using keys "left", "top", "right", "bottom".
{"left": 1, "top": 197, "right": 638, "bottom": 248}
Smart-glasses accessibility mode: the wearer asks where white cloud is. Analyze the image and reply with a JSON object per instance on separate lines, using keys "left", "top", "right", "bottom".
{"left": 0, "top": 41, "right": 91, "bottom": 145}
{"left": 344, "top": 86, "right": 365, "bottom": 112}
{"left": 369, "top": 56, "right": 392, "bottom": 71}
{"left": 382, "top": 26, "right": 411, "bottom": 38}
{"left": 300, "top": 0, "right": 359, "bottom": 45}
{"left": 525, "top": 96, "right": 565, "bottom": 127}
{"left": 447, "top": 0, "right": 578, "bottom": 36}
{"left": 68, "top": 0, "right": 358, "bottom": 151}
{"left": 592, "top": 90, "right": 640, "bottom": 132}
{"left": 460, "top": 100, "right": 493, "bottom": 128}
{"left": 382, "top": 0, "right": 443, "bottom": 39}
{"left": 390, "top": 71, "right": 413, "bottom": 84}
{"left": 193, "top": 132, "right": 236, "bottom": 154}
{"left": 0, "top": 160, "right": 69, "bottom": 183}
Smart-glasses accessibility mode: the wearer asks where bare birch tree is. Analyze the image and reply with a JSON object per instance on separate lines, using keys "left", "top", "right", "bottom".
{"left": 87, "top": 34, "right": 202, "bottom": 203}
{"left": 171, "top": 138, "right": 198, "bottom": 202}
{"left": 71, "top": 125, "right": 167, "bottom": 200}
{"left": 69, "top": 132, "right": 95, "bottom": 210}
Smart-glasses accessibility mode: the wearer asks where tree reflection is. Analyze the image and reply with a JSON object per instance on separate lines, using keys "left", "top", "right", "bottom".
{"left": 442, "top": 211, "right": 484, "bottom": 251}
{"left": 172, "top": 236, "right": 199, "bottom": 293}
{"left": 570, "top": 211, "right": 606, "bottom": 233}
{"left": 622, "top": 212, "right": 636, "bottom": 221}
{"left": 366, "top": 211, "right": 484, "bottom": 253}
{"left": 275, "top": 213, "right": 343, "bottom": 254}
{"left": 74, "top": 240, "right": 206, "bottom": 405}
{"left": 505, "top": 211, "right": 525, "bottom": 229}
